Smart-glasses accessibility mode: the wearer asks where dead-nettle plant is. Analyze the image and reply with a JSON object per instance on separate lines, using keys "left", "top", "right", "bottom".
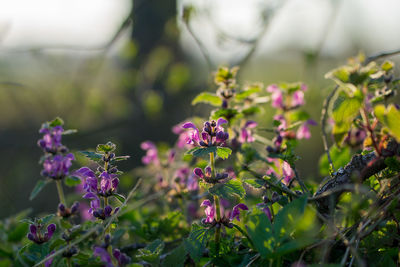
{"left": 8, "top": 52, "right": 400, "bottom": 266}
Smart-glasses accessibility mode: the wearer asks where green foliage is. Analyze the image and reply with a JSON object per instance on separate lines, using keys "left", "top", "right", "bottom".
{"left": 64, "top": 176, "right": 81, "bottom": 187}
{"left": 209, "top": 179, "right": 246, "bottom": 200}
{"left": 319, "top": 146, "right": 351, "bottom": 176}
{"left": 184, "top": 223, "right": 213, "bottom": 262}
{"left": 79, "top": 151, "right": 103, "bottom": 163}
{"left": 96, "top": 142, "right": 116, "bottom": 153}
{"left": 29, "top": 179, "right": 51, "bottom": 201}
{"left": 216, "top": 147, "right": 232, "bottom": 160}
{"left": 332, "top": 91, "right": 363, "bottom": 145}
{"left": 192, "top": 92, "right": 222, "bottom": 107}
{"left": 374, "top": 104, "right": 400, "bottom": 142}
{"left": 136, "top": 239, "right": 165, "bottom": 265}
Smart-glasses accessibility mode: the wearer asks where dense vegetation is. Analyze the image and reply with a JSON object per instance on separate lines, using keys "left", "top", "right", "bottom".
{"left": 1, "top": 53, "right": 400, "bottom": 266}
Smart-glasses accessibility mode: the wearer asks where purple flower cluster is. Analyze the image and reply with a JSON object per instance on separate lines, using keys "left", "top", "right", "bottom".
{"left": 193, "top": 166, "right": 229, "bottom": 184}
{"left": 140, "top": 141, "right": 175, "bottom": 166}
{"left": 74, "top": 167, "right": 120, "bottom": 220}
{"left": 38, "top": 123, "right": 74, "bottom": 180}
{"left": 182, "top": 118, "right": 229, "bottom": 147}
{"left": 200, "top": 200, "right": 248, "bottom": 226}
{"left": 267, "top": 84, "right": 307, "bottom": 111}
{"left": 57, "top": 202, "right": 80, "bottom": 218}
{"left": 93, "top": 246, "right": 131, "bottom": 267}
{"left": 27, "top": 223, "right": 56, "bottom": 244}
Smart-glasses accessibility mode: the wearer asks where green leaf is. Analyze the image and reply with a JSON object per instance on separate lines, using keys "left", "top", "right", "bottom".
{"left": 186, "top": 146, "right": 217, "bottom": 158}
{"left": 374, "top": 104, "right": 400, "bottom": 142}
{"left": 49, "top": 117, "right": 64, "bottom": 127}
{"left": 113, "top": 193, "right": 126, "bottom": 204}
{"left": 64, "top": 176, "right": 81, "bottom": 187}
{"left": 62, "top": 129, "right": 77, "bottom": 135}
{"left": 184, "top": 223, "right": 211, "bottom": 262}
{"left": 79, "top": 151, "right": 103, "bottom": 163}
{"left": 332, "top": 91, "right": 363, "bottom": 145}
{"left": 235, "top": 86, "right": 261, "bottom": 101}
{"left": 273, "top": 196, "right": 308, "bottom": 241}
{"left": 246, "top": 209, "right": 275, "bottom": 258}
{"left": 244, "top": 178, "right": 265, "bottom": 189}
{"left": 96, "top": 142, "right": 116, "bottom": 153}
{"left": 30, "top": 180, "right": 51, "bottom": 201}
{"left": 209, "top": 179, "right": 245, "bottom": 200}
{"left": 381, "top": 60, "right": 394, "bottom": 72}
{"left": 136, "top": 239, "right": 165, "bottom": 264}
{"left": 211, "top": 108, "right": 239, "bottom": 121}
{"left": 319, "top": 146, "right": 351, "bottom": 176}
{"left": 288, "top": 110, "right": 310, "bottom": 122}
{"left": 162, "top": 244, "right": 187, "bottom": 267}
{"left": 191, "top": 92, "right": 222, "bottom": 106}
{"left": 216, "top": 147, "right": 232, "bottom": 160}
{"left": 111, "top": 155, "right": 130, "bottom": 162}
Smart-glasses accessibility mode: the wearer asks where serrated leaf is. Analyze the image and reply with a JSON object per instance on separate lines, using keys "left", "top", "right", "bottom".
{"left": 30, "top": 180, "right": 51, "bottom": 201}
{"left": 187, "top": 146, "right": 217, "bottom": 158}
{"left": 192, "top": 92, "right": 222, "bottom": 106}
{"left": 111, "top": 156, "right": 130, "bottom": 162}
{"left": 216, "top": 147, "right": 231, "bottom": 160}
{"left": 235, "top": 87, "right": 261, "bottom": 101}
{"left": 49, "top": 117, "right": 64, "bottom": 127}
{"left": 208, "top": 179, "right": 245, "bottom": 200}
{"left": 211, "top": 108, "right": 239, "bottom": 121}
{"left": 184, "top": 223, "right": 211, "bottom": 262}
{"left": 96, "top": 142, "right": 116, "bottom": 153}
{"left": 113, "top": 193, "right": 126, "bottom": 204}
{"left": 79, "top": 151, "right": 103, "bottom": 163}
{"left": 136, "top": 239, "right": 164, "bottom": 264}
{"left": 64, "top": 176, "right": 81, "bottom": 187}
{"left": 244, "top": 178, "right": 265, "bottom": 189}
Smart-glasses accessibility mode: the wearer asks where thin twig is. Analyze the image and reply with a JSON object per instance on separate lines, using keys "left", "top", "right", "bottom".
{"left": 366, "top": 48, "right": 400, "bottom": 64}
{"left": 320, "top": 85, "right": 338, "bottom": 172}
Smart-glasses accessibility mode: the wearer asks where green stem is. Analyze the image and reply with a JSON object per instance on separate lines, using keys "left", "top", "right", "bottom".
{"left": 55, "top": 180, "right": 66, "bottom": 206}
{"left": 104, "top": 197, "right": 111, "bottom": 234}
{"left": 210, "top": 152, "right": 221, "bottom": 257}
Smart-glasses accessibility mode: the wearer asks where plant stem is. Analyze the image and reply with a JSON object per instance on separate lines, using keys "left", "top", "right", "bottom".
{"left": 210, "top": 152, "right": 221, "bottom": 256}
{"left": 55, "top": 180, "right": 66, "bottom": 206}
{"left": 104, "top": 197, "right": 111, "bottom": 234}
{"left": 232, "top": 224, "right": 253, "bottom": 247}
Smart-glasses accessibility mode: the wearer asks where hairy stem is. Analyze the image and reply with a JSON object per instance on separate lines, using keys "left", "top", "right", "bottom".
{"left": 210, "top": 152, "right": 221, "bottom": 256}
{"left": 55, "top": 180, "right": 66, "bottom": 206}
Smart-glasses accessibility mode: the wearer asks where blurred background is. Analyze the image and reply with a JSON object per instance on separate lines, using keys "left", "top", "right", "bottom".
{"left": 1, "top": 0, "right": 400, "bottom": 218}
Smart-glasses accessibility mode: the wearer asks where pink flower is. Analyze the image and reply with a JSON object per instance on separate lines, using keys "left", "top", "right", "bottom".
{"left": 267, "top": 84, "right": 284, "bottom": 109}
{"left": 296, "top": 120, "right": 317, "bottom": 140}
{"left": 239, "top": 121, "right": 257, "bottom": 143}
{"left": 140, "top": 141, "right": 159, "bottom": 166}
{"left": 200, "top": 199, "right": 215, "bottom": 223}
{"left": 291, "top": 90, "right": 305, "bottom": 107}
{"left": 230, "top": 203, "right": 248, "bottom": 221}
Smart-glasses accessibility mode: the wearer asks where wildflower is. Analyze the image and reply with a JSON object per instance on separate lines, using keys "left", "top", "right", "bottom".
{"left": 266, "top": 159, "right": 294, "bottom": 186}
{"left": 193, "top": 166, "right": 228, "bottom": 184}
{"left": 229, "top": 203, "right": 249, "bottom": 222}
{"left": 296, "top": 120, "right": 317, "bottom": 140}
{"left": 200, "top": 199, "right": 215, "bottom": 223}
{"left": 94, "top": 247, "right": 113, "bottom": 267}
{"left": 267, "top": 84, "right": 284, "bottom": 109}
{"left": 182, "top": 118, "right": 229, "bottom": 147}
{"left": 44, "top": 251, "right": 55, "bottom": 267}
{"left": 344, "top": 128, "right": 367, "bottom": 147}
{"left": 113, "top": 249, "right": 131, "bottom": 266}
{"left": 140, "top": 141, "right": 159, "bottom": 166}
{"left": 37, "top": 125, "right": 65, "bottom": 154}
{"left": 41, "top": 153, "right": 74, "bottom": 180}
{"left": 239, "top": 121, "right": 257, "bottom": 143}
{"left": 27, "top": 223, "right": 56, "bottom": 244}
{"left": 172, "top": 123, "right": 192, "bottom": 149}
{"left": 257, "top": 203, "right": 272, "bottom": 220}
{"left": 57, "top": 202, "right": 80, "bottom": 218}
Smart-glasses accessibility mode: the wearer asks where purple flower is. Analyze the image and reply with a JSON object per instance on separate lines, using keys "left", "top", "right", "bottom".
{"left": 282, "top": 161, "right": 294, "bottom": 185}
{"left": 27, "top": 223, "right": 56, "bottom": 244}
{"left": 239, "top": 121, "right": 257, "bottom": 143}
{"left": 266, "top": 159, "right": 294, "bottom": 186}
{"left": 296, "top": 119, "right": 317, "bottom": 140}
{"left": 291, "top": 90, "right": 305, "bottom": 107}
{"left": 257, "top": 203, "right": 272, "bottom": 220}
{"left": 38, "top": 126, "right": 64, "bottom": 153}
{"left": 94, "top": 247, "right": 113, "bottom": 267}
{"left": 201, "top": 199, "right": 215, "bottom": 223}
{"left": 41, "top": 153, "right": 74, "bottom": 180}
{"left": 230, "top": 203, "right": 248, "bottom": 221}
{"left": 267, "top": 84, "right": 284, "bottom": 109}
{"left": 44, "top": 251, "right": 55, "bottom": 267}
{"left": 193, "top": 166, "right": 228, "bottom": 183}
{"left": 113, "top": 249, "right": 131, "bottom": 266}
{"left": 182, "top": 118, "right": 229, "bottom": 147}
{"left": 344, "top": 128, "right": 366, "bottom": 147}
{"left": 140, "top": 141, "right": 159, "bottom": 166}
